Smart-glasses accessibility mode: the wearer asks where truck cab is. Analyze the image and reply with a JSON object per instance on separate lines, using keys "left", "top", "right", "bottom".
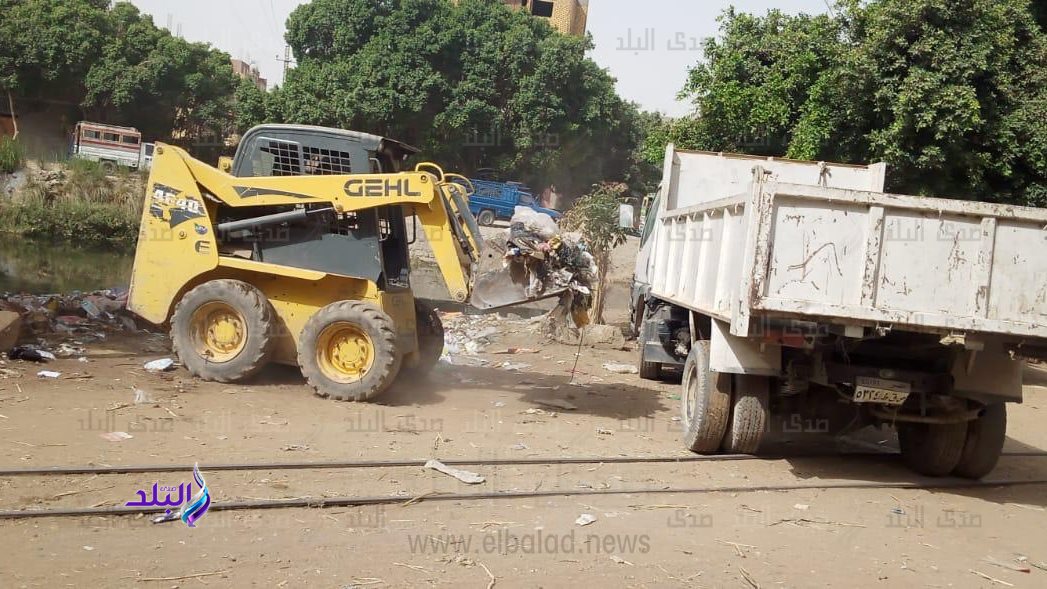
{"left": 467, "top": 178, "right": 562, "bottom": 226}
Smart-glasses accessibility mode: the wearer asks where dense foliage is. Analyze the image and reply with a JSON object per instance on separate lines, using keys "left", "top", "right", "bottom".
{"left": 661, "top": 0, "right": 1047, "bottom": 205}
{"left": 270, "top": 0, "right": 648, "bottom": 197}
{"left": 0, "top": 0, "right": 239, "bottom": 144}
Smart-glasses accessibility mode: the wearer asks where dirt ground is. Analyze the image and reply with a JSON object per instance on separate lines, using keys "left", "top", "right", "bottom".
{"left": 2, "top": 238, "right": 1047, "bottom": 588}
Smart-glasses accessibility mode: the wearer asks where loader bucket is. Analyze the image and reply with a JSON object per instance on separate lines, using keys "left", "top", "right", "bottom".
{"left": 469, "top": 240, "right": 568, "bottom": 311}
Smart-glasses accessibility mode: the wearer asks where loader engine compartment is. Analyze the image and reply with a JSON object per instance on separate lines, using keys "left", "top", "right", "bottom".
{"left": 214, "top": 203, "right": 411, "bottom": 289}
{"left": 211, "top": 125, "right": 419, "bottom": 289}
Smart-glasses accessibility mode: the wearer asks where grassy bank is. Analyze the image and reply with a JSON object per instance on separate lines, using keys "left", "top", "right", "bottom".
{"left": 0, "top": 159, "right": 143, "bottom": 250}
{"left": 0, "top": 137, "right": 25, "bottom": 173}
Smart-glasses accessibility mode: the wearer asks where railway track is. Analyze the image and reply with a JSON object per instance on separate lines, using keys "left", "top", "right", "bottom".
{"left": 1, "top": 451, "right": 1045, "bottom": 520}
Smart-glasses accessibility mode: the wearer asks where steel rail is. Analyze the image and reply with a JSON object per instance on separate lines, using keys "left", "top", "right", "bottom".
{"left": 0, "top": 451, "right": 1044, "bottom": 477}
{"left": 1, "top": 477, "right": 1044, "bottom": 520}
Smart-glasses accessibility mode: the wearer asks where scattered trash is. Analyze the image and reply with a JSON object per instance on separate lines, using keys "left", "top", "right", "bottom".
{"left": 534, "top": 399, "right": 577, "bottom": 411}
{"left": 1, "top": 288, "right": 135, "bottom": 339}
{"left": 118, "top": 315, "right": 138, "bottom": 331}
{"left": 499, "top": 362, "right": 531, "bottom": 372}
{"left": 99, "top": 431, "right": 133, "bottom": 442}
{"left": 56, "top": 315, "right": 87, "bottom": 327}
{"left": 8, "top": 346, "right": 55, "bottom": 363}
{"left": 510, "top": 443, "right": 529, "bottom": 451}
{"left": 596, "top": 428, "right": 614, "bottom": 435}
{"left": 36, "top": 370, "right": 61, "bottom": 379}
{"left": 969, "top": 569, "right": 1015, "bottom": 587}
{"left": 983, "top": 556, "right": 1031, "bottom": 573}
{"left": 575, "top": 514, "right": 597, "bottom": 527}
{"left": 492, "top": 401, "right": 506, "bottom": 408}
{"left": 80, "top": 299, "right": 102, "bottom": 318}
{"left": 133, "top": 389, "right": 153, "bottom": 405}
{"left": 793, "top": 504, "right": 810, "bottom": 511}
{"left": 54, "top": 343, "right": 85, "bottom": 357}
{"left": 491, "top": 348, "right": 540, "bottom": 355}
{"left": 143, "top": 358, "right": 175, "bottom": 372}
{"left": 602, "top": 362, "right": 639, "bottom": 375}
{"left": 610, "top": 555, "right": 634, "bottom": 566}
{"left": 891, "top": 507, "right": 905, "bottom": 515}
{"left": 82, "top": 545, "right": 95, "bottom": 551}
{"left": 281, "top": 444, "right": 310, "bottom": 452}
{"left": 424, "top": 459, "right": 486, "bottom": 484}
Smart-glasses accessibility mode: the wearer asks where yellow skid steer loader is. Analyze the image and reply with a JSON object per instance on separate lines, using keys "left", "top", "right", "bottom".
{"left": 127, "top": 124, "right": 562, "bottom": 401}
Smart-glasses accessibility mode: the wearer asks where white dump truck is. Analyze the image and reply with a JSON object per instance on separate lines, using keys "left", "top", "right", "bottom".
{"left": 632, "top": 145, "right": 1047, "bottom": 478}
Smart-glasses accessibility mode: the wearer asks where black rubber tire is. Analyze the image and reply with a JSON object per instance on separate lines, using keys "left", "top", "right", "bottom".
{"left": 637, "top": 306, "right": 662, "bottom": 380}
{"left": 170, "top": 279, "right": 275, "bottom": 383}
{"left": 897, "top": 421, "right": 969, "bottom": 477}
{"left": 722, "top": 374, "right": 770, "bottom": 454}
{"left": 681, "top": 341, "right": 731, "bottom": 453}
{"left": 952, "top": 403, "right": 1007, "bottom": 479}
{"left": 403, "top": 300, "right": 444, "bottom": 376}
{"left": 100, "top": 160, "right": 116, "bottom": 174}
{"left": 298, "top": 301, "right": 401, "bottom": 402}
{"left": 477, "top": 210, "right": 497, "bottom": 226}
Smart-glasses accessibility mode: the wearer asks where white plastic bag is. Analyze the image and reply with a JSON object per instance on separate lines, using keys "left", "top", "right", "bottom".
{"left": 510, "top": 206, "right": 559, "bottom": 240}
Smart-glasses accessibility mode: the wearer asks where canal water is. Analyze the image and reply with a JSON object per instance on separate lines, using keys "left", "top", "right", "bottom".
{"left": 0, "top": 236, "right": 132, "bottom": 294}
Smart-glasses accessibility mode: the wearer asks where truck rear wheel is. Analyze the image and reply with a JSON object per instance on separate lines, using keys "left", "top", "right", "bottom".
{"left": 402, "top": 300, "right": 444, "bottom": 377}
{"left": 638, "top": 306, "right": 662, "bottom": 380}
{"left": 897, "top": 421, "right": 968, "bottom": 477}
{"left": 721, "top": 375, "right": 769, "bottom": 454}
{"left": 681, "top": 341, "right": 731, "bottom": 453}
{"left": 299, "top": 301, "right": 401, "bottom": 402}
{"left": 477, "top": 210, "right": 496, "bottom": 226}
{"left": 171, "top": 279, "right": 275, "bottom": 383}
{"left": 952, "top": 403, "right": 1006, "bottom": 479}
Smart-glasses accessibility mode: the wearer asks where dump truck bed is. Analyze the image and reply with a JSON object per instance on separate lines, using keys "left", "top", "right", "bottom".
{"left": 649, "top": 174, "right": 1047, "bottom": 342}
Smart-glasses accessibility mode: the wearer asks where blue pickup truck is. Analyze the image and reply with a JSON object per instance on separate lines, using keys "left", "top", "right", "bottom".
{"left": 465, "top": 179, "right": 562, "bottom": 226}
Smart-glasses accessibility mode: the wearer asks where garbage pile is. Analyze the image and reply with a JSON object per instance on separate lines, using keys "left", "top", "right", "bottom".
{"left": 0, "top": 288, "right": 141, "bottom": 350}
{"left": 441, "top": 312, "right": 503, "bottom": 359}
{"left": 504, "top": 207, "right": 597, "bottom": 325}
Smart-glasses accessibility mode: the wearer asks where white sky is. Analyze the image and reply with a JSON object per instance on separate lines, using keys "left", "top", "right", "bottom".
{"left": 130, "top": 0, "right": 829, "bottom": 117}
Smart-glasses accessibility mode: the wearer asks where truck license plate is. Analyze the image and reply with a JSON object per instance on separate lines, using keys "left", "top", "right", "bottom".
{"left": 853, "top": 377, "right": 911, "bottom": 406}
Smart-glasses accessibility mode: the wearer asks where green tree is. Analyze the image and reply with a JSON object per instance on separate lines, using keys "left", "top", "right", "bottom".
{"left": 680, "top": 8, "right": 844, "bottom": 157}
{"left": 677, "top": 0, "right": 1047, "bottom": 204}
{"left": 560, "top": 182, "right": 629, "bottom": 324}
{"left": 0, "top": 0, "right": 110, "bottom": 102}
{"left": 233, "top": 78, "right": 269, "bottom": 133}
{"left": 1, "top": 1, "right": 239, "bottom": 147}
{"left": 277, "top": 0, "right": 642, "bottom": 197}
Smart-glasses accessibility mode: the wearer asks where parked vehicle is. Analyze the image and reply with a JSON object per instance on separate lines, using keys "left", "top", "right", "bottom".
{"left": 70, "top": 121, "right": 154, "bottom": 171}
{"left": 128, "top": 124, "right": 563, "bottom": 404}
{"left": 634, "top": 144, "right": 1046, "bottom": 478}
{"left": 466, "top": 178, "right": 561, "bottom": 226}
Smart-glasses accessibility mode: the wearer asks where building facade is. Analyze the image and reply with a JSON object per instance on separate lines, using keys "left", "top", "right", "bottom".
{"left": 501, "top": 0, "right": 589, "bottom": 37}
{"left": 230, "top": 59, "right": 267, "bottom": 92}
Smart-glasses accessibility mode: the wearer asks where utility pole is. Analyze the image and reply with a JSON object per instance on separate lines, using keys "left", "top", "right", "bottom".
{"left": 276, "top": 45, "right": 294, "bottom": 79}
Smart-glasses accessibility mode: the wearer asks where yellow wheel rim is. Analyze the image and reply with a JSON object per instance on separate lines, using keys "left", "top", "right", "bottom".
{"left": 316, "top": 322, "right": 374, "bottom": 383}
{"left": 190, "top": 302, "right": 248, "bottom": 363}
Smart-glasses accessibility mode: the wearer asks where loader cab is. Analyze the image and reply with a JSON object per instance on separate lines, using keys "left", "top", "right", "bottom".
{"left": 220, "top": 124, "right": 421, "bottom": 290}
